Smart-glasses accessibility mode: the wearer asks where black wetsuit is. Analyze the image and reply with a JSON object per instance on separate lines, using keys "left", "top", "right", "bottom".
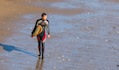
{"left": 32, "top": 19, "right": 50, "bottom": 58}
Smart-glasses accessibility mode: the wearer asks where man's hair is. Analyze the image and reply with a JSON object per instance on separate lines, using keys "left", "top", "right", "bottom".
{"left": 41, "top": 13, "right": 47, "bottom": 17}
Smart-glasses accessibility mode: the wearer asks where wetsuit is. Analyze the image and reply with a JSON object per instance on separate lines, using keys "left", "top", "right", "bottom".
{"left": 32, "top": 19, "right": 50, "bottom": 58}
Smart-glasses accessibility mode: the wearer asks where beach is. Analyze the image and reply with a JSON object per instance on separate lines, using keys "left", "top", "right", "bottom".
{"left": 0, "top": 0, "right": 119, "bottom": 70}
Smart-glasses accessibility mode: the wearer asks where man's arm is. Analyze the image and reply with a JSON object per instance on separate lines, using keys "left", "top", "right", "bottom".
{"left": 31, "top": 20, "right": 39, "bottom": 35}
{"left": 31, "top": 19, "right": 42, "bottom": 34}
{"left": 46, "top": 20, "right": 50, "bottom": 35}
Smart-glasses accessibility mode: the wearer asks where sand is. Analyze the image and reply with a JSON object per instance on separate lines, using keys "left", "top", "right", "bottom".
{"left": 0, "top": 0, "right": 119, "bottom": 70}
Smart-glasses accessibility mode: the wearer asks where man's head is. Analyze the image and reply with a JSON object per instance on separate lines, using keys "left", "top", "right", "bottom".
{"left": 41, "top": 13, "right": 47, "bottom": 20}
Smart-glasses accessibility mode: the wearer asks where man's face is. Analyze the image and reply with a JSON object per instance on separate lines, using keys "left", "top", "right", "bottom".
{"left": 42, "top": 15, "right": 47, "bottom": 20}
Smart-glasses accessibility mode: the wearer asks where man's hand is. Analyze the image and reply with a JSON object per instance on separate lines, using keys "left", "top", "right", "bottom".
{"left": 48, "top": 35, "right": 51, "bottom": 38}
{"left": 31, "top": 35, "right": 34, "bottom": 38}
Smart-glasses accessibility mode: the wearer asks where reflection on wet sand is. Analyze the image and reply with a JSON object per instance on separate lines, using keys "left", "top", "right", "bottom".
{"left": 35, "top": 58, "right": 44, "bottom": 70}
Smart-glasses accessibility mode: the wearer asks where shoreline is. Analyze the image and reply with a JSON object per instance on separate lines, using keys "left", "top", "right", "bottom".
{"left": 0, "top": 0, "right": 90, "bottom": 43}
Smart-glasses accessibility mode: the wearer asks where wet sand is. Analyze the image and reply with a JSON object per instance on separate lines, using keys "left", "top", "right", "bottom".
{"left": 0, "top": 0, "right": 119, "bottom": 70}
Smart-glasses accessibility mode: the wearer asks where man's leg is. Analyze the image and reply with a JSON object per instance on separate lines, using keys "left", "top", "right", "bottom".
{"left": 42, "top": 42, "right": 45, "bottom": 59}
{"left": 37, "top": 36, "right": 41, "bottom": 56}
{"left": 38, "top": 41, "right": 41, "bottom": 56}
{"left": 41, "top": 31, "right": 46, "bottom": 59}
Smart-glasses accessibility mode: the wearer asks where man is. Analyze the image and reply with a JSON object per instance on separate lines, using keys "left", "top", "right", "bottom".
{"left": 31, "top": 13, "right": 50, "bottom": 59}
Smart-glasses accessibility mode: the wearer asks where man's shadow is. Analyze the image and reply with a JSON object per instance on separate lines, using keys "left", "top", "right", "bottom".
{"left": 0, "top": 43, "right": 37, "bottom": 57}
{"left": 35, "top": 58, "right": 44, "bottom": 70}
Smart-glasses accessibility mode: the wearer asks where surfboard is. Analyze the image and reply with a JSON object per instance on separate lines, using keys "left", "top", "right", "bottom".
{"left": 32, "top": 25, "right": 43, "bottom": 36}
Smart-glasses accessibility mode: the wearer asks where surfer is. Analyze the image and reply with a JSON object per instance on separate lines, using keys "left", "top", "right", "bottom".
{"left": 31, "top": 13, "right": 50, "bottom": 59}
